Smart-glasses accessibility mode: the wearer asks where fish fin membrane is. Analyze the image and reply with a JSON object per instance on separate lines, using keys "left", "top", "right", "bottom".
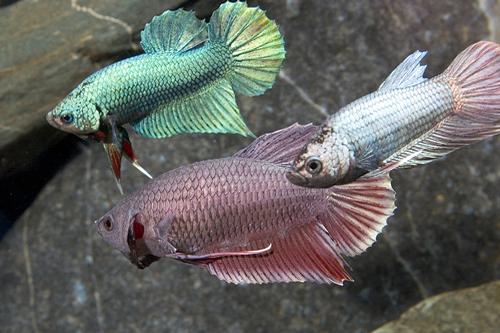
{"left": 234, "top": 123, "right": 319, "bottom": 163}
{"left": 131, "top": 78, "right": 253, "bottom": 138}
{"left": 378, "top": 50, "right": 428, "bottom": 91}
{"left": 324, "top": 173, "right": 396, "bottom": 257}
{"left": 206, "top": 224, "right": 352, "bottom": 285}
{"left": 140, "top": 9, "right": 207, "bottom": 54}
{"left": 208, "top": 1, "right": 285, "bottom": 96}
{"left": 383, "top": 41, "right": 500, "bottom": 168}
{"left": 204, "top": 173, "right": 394, "bottom": 285}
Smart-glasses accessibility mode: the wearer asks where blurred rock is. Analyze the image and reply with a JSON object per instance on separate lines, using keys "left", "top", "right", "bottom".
{"left": 372, "top": 281, "right": 500, "bottom": 333}
{"left": 0, "top": 0, "right": 499, "bottom": 333}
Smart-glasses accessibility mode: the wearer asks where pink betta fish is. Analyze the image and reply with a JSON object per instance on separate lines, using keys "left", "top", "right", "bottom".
{"left": 96, "top": 124, "right": 395, "bottom": 284}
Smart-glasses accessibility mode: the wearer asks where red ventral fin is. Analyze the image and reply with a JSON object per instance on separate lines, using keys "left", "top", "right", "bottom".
{"left": 119, "top": 128, "right": 153, "bottom": 179}
{"left": 103, "top": 142, "right": 124, "bottom": 194}
{"left": 205, "top": 224, "right": 353, "bottom": 285}
{"left": 234, "top": 123, "right": 320, "bottom": 164}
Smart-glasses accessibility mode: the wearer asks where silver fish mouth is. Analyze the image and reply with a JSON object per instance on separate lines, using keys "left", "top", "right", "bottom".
{"left": 286, "top": 170, "right": 309, "bottom": 186}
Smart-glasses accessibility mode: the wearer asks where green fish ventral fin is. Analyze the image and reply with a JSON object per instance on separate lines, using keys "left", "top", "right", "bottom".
{"left": 131, "top": 79, "right": 254, "bottom": 138}
{"left": 141, "top": 9, "right": 208, "bottom": 54}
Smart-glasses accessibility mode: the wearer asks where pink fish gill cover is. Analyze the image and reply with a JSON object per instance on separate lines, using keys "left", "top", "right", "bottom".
{"left": 96, "top": 123, "right": 396, "bottom": 285}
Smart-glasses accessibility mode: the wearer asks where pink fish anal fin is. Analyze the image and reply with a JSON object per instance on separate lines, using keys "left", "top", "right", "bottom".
{"left": 168, "top": 243, "right": 273, "bottom": 264}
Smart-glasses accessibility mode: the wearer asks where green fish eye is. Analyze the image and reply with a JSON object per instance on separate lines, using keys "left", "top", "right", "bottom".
{"left": 61, "top": 114, "right": 74, "bottom": 124}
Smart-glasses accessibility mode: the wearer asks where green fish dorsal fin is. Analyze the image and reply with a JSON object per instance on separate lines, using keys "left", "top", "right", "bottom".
{"left": 140, "top": 9, "right": 208, "bottom": 54}
{"left": 131, "top": 79, "right": 254, "bottom": 138}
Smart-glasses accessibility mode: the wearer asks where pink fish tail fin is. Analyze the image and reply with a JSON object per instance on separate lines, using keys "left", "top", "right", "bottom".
{"left": 441, "top": 40, "right": 500, "bottom": 123}
{"left": 383, "top": 41, "right": 500, "bottom": 169}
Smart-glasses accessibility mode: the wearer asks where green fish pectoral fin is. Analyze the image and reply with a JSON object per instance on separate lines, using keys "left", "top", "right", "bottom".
{"left": 208, "top": 1, "right": 286, "bottom": 96}
{"left": 141, "top": 9, "right": 208, "bottom": 54}
{"left": 131, "top": 79, "right": 254, "bottom": 138}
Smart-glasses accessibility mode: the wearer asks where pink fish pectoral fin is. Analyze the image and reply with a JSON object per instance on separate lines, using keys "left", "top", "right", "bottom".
{"left": 167, "top": 243, "right": 273, "bottom": 262}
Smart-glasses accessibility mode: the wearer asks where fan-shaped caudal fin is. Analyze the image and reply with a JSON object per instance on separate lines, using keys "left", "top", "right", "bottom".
{"left": 385, "top": 41, "right": 500, "bottom": 168}
{"left": 198, "top": 173, "right": 395, "bottom": 285}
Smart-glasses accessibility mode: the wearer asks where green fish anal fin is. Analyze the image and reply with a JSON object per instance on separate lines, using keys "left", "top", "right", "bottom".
{"left": 141, "top": 9, "right": 208, "bottom": 54}
{"left": 131, "top": 79, "right": 253, "bottom": 138}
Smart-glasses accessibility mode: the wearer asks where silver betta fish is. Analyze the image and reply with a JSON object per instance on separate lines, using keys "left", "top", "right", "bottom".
{"left": 96, "top": 124, "right": 395, "bottom": 284}
{"left": 288, "top": 41, "right": 500, "bottom": 188}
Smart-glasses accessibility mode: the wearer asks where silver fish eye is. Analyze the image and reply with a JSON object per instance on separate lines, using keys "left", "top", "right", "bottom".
{"left": 305, "top": 157, "right": 322, "bottom": 174}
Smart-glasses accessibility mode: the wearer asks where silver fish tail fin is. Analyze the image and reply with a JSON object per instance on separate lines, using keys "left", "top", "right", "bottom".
{"left": 442, "top": 40, "right": 500, "bottom": 123}
{"left": 383, "top": 41, "right": 500, "bottom": 169}
{"left": 202, "top": 173, "right": 395, "bottom": 285}
{"left": 208, "top": 1, "right": 286, "bottom": 96}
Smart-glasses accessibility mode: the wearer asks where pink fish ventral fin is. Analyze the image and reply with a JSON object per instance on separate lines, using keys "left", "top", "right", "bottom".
{"left": 167, "top": 244, "right": 272, "bottom": 262}
{"left": 385, "top": 41, "right": 500, "bottom": 168}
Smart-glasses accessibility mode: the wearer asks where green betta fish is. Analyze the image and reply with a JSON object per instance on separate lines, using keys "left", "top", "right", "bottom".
{"left": 46, "top": 1, "right": 285, "bottom": 193}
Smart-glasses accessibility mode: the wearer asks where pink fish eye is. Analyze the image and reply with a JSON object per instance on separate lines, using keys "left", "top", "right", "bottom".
{"left": 103, "top": 218, "right": 113, "bottom": 231}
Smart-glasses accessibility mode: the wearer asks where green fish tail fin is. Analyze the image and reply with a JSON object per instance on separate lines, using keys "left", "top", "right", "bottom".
{"left": 208, "top": 1, "right": 286, "bottom": 96}
{"left": 131, "top": 79, "right": 254, "bottom": 138}
{"left": 140, "top": 9, "right": 207, "bottom": 54}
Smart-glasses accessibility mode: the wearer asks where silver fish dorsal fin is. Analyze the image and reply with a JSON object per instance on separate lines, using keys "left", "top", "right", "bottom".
{"left": 378, "top": 50, "right": 428, "bottom": 91}
{"left": 140, "top": 9, "right": 208, "bottom": 54}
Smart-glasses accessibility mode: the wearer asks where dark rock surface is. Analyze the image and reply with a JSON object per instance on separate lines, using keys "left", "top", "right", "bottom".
{"left": 372, "top": 281, "right": 500, "bottom": 333}
{"left": 0, "top": 0, "right": 499, "bottom": 332}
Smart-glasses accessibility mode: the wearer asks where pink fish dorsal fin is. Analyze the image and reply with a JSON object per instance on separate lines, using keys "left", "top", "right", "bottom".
{"left": 234, "top": 123, "right": 320, "bottom": 164}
